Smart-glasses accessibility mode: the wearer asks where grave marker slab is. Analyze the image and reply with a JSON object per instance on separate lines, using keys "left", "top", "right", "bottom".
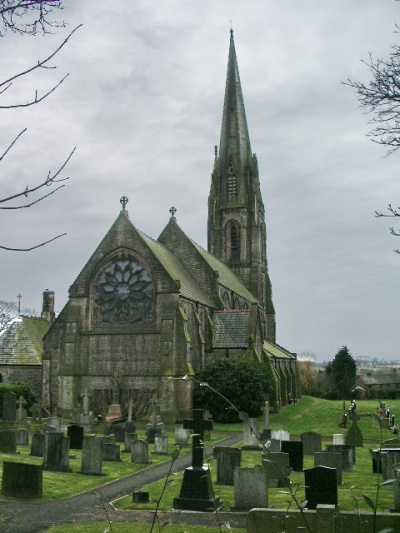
{"left": 123, "top": 432, "right": 138, "bottom": 453}
{"left": 131, "top": 440, "right": 150, "bottom": 464}
{"left": 314, "top": 451, "right": 342, "bottom": 485}
{"left": 43, "top": 433, "right": 71, "bottom": 472}
{"left": 175, "top": 426, "right": 190, "bottom": 447}
{"left": 281, "top": 440, "right": 303, "bottom": 472}
{"left": 242, "top": 415, "right": 261, "bottom": 450}
{"left": 153, "top": 434, "right": 169, "bottom": 455}
{"left": 67, "top": 424, "right": 84, "bottom": 450}
{"left": 301, "top": 431, "right": 322, "bottom": 455}
{"left": 304, "top": 466, "right": 338, "bottom": 510}
{"left": 2, "top": 391, "right": 17, "bottom": 422}
{"left": 15, "top": 429, "right": 29, "bottom": 446}
{"left": 2, "top": 462, "right": 42, "bottom": 499}
{"left": 30, "top": 433, "right": 45, "bottom": 457}
{"left": 233, "top": 465, "right": 268, "bottom": 510}
{"left": 213, "top": 446, "right": 242, "bottom": 485}
{"left": 81, "top": 435, "right": 103, "bottom": 475}
{"left": 262, "top": 452, "right": 290, "bottom": 488}
{"left": 102, "top": 442, "right": 121, "bottom": 462}
{"left": 0, "top": 430, "right": 17, "bottom": 453}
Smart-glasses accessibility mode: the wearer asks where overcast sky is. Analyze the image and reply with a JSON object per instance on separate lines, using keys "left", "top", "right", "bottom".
{"left": 1, "top": 1, "right": 400, "bottom": 362}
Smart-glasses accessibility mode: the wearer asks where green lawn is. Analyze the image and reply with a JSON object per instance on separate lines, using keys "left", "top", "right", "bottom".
{"left": 44, "top": 523, "right": 244, "bottom": 533}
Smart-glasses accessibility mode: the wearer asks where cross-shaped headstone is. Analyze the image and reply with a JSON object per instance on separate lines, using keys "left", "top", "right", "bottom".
{"left": 183, "top": 409, "right": 213, "bottom": 468}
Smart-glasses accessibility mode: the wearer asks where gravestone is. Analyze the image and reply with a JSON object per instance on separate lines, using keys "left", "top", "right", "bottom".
{"left": 67, "top": 424, "right": 84, "bottom": 450}
{"left": 271, "top": 429, "right": 290, "bottom": 442}
{"left": 265, "top": 439, "right": 281, "bottom": 453}
{"left": 146, "top": 397, "right": 164, "bottom": 444}
{"left": 262, "top": 452, "right": 290, "bottom": 488}
{"left": 131, "top": 439, "right": 150, "bottom": 464}
{"left": 173, "top": 409, "right": 220, "bottom": 512}
{"left": 326, "top": 444, "right": 355, "bottom": 471}
{"left": 392, "top": 481, "right": 400, "bottom": 513}
{"left": 233, "top": 465, "right": 268, "bottom": 510}
{"left": 42, "top": 424, "right": 58, "bottom": 435}
{"left": 2, "top": 391, "right": 17, "bottom": 422}
{"left": 16, "top": 397, "right": 28, "bottom": 427}
{"left": 30, "top": 433, "right": 45, "bottom": 457}
{"left": 80, "top": 390, "right": 92, "bottom": 428}
{"left": 333, "top": 434, "right": 344, "bottom": 445}
{"left": 213, "top": 446, "right": 242, "bottom": 485}
{"left": 106, "top": 373, "right": 123, "bottom": 422}
{"left": 47, "top": 415, "right": 61, "bottom": 432}
{"left": 314, "top": 451, "right": 342, "bottom": 485}
{"left": 281, "top": 440, "right": 303, "bottom": 472}
{"left": 153, "top": 434, "right": 169, "bottom": 455}
{"left": 15, "top": 429, "right": 29, "bottom": 446}
{"left": 42, "top": 433, "right": 71, "bottom": 472}
{"left": 124, "top": 398, "right": 136, "bottom": 434}
{"left": 380, "top": 451, "right": 400, "bottom": 481}
{"left": 304, "top": 465, "right": 338, "bottom": 509}
{"left": 345, "top": 419, "right": 363, "bottom": 447}
{"left": 81, "top": 435, "right": 103, "bottom": 475}
{"left": 0, "top": 430, "right": 17, "bottom": 453}
{"left": 175, "top": 426, "right": 191, "bottom": 447}
{"left": 260, "top": 401, "right": 271, "bottom": 441}
{"left": 113, "top": 425, "right": 126, "bottom": 443}
{"left": 123, "top": 432, "right": 138, "bottom": 453}
{"left": 301, "top": 431, "right": 322, "bottom": 455}
{"left": 102, "top": 442, "right": 121, "bottom": 462}
{"left": 242, "top": 414, "right": 261, "bottom": 450}
{"left": 2, "top": 462, "right": 42, "bottom": 499}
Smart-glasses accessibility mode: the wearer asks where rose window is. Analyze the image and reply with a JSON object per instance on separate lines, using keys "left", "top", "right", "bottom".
{"left": 93, "top": 256, "right": 154, "bottom": 325}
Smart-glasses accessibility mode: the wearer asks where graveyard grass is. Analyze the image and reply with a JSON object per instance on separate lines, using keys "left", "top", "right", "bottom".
{"left": 43, "top": 523, "right": 244, "bottom": 533}
{"left": 0, "top": 396, "right": 399, "bottom": 530}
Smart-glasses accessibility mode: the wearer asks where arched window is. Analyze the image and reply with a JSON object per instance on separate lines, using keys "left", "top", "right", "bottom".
{"left": 230, "top": 224, "right": 240, "bottom": 260}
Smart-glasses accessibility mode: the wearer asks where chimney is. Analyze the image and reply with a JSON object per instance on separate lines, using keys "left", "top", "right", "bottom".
{"left": 41, "top": 290, "right": 55, "bottom": 324}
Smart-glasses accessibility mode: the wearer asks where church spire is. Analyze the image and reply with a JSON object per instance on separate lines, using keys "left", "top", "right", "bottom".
{"left": 218, "top": 29, "right": 252, "bottom": 174}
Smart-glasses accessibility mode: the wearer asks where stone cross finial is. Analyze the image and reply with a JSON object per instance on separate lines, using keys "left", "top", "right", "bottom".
{"left": 120, "top": 196, "right": 129, "bottom": 210}
{"left": 183, "top": 409, "right": 213, "bottom": 468}
{"left": 169, "top": 206, "right": 177, "bottom": 218}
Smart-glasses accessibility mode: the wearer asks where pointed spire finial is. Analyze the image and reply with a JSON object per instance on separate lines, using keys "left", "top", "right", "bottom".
{"left": 169, "top": 206, "right": 177, "bottom": 219}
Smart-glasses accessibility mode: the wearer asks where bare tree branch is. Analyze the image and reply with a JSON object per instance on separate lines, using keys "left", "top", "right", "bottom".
{"left": 0, "top": 300, "right": 18, "bottom": 332}
{"left": 0, "top": 232, "right": 67, "bottom": 251}
{"left": 0, "top": 127, "right": 26, "bottom": 162}
{"left": 0, "top": 1, "right": 65, "bottom": 36}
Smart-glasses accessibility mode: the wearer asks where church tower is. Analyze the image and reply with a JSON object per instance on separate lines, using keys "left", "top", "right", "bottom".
{"left": 208, "top": 30, "right": 276, "bottom": 341}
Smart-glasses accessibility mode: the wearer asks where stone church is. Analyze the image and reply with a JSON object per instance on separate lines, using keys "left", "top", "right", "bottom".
{"left": 41, "top": 31, "right": 297, "bottom": 420}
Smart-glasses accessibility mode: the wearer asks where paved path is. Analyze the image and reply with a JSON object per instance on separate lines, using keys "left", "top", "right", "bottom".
{"left": 0, "top": 435, "right": 247, "bottom": 532}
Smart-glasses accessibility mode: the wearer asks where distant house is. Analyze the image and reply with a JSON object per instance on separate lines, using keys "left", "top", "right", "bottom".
{"left": 355, "top": 372, "right": 400, "bottom": 399}
{"left": 0, "top": 291, "right": 54, "bottom": 397}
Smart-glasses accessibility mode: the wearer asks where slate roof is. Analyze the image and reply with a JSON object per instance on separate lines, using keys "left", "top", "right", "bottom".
{"left": 190, "top": 241, "right": 257, "bottom": 303}
{"left": 139, "top": 231, "right": 215, "bottom": 308}
{"left": 263, "top": 338, "right": 296, "bottom": 360}
{"left": 0, "top": 316, "right": 50, "bottom": 365}
{"left": 212, "top": 310, "right": 251, "bottom": 348}
{"left": 357, "top": 373, "right": 400, "bottom": 386}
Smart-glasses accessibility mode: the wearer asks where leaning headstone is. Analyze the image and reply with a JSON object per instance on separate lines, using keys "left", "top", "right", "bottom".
{"left": 30, "top": 433, "right": 45, "bottom": 457}
{"left": 67, "top": 424, "right": 84, "bottom": 450}
{"left": 233, "top": 465, "right": 268, "bottom": 510}
{"left": 81, "top": 435, "right": 103, "bottom": 475}
{"left": 262, "top": 452, "right": 290, "bottom": 488}
{"left": 42, "top": 433, "right": 71, "bottom": 472}
{"left": 281, "top": 440, "right": 303, "bottom": 472}
{"left": 175, "top": 426, "right": 191, "bottom": 447}
{"left": 2, "top": 391, "right": 17, "bottom": 422}
{"left": 153, "top": 434, "right": 169, "bottom": 455}
{"left": 304, "top": 465, "right": 338, "bottom": 509}
{"left": 213, "top": 446, "right": 242, "bottom": 485}
{"left": 242, "top": 415, "right": 261, "bottom": 450}
{"left": 301, "top": 431, "right": 322, "bottom": 455}
{"left": 102, "top": 442, "right": 121, "bottom": 462}
{"left": 314, "top": 451, "right": 342, "bottom": 485}
{"left": 345, "top": 419, "right": 364, "bottom": 447}
{"left": 15, "top": 429, "right": 29, "bottom": 446}
{"left": 2, "top": 462, "right": 42, "bottom": 499}
{"left": 123, "top": 432, "right": 138, "bottom": 453}
{"left": 131, "top": 439, "right": 150, "bottom": 464}
{"left": 0, "top": 430, "right": 17, "bottom": 453}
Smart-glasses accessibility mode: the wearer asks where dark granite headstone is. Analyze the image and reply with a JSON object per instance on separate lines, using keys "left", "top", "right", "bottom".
{"left": 30, "top": 433, "right": 45, "bottom": 457}
{"left": 102, "top": 442, "right": 121, "bottom": 462}
{"left": 2, "top": 462, "right": 42, "bottom": 499}
{"left": 213, "top": 446, "right": 242, "bottom": 485}
{"left": 2, "top": 391, "right": 17, "bottom": 422}
{"left": 67, "top": 424, "right": 84, "bottom": 450}
{"left": 281, "top": 440, "right": 303, "bottom": 472}
{"left": 301, "top": 431, "right": 322, "bottom": 455}
{"left": 0, "top": 430, "right": 17, "bottom": 453}
{"left": 43, "top": 433, "right": 71, "bottom": 472}
{"left": 304, "top": 465, "right": 338, "bottom": 510}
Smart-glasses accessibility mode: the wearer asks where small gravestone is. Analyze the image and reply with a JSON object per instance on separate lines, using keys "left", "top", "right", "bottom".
{"left": 175, "top": 426, "right": 190, "bottom": 447}
{"left": 345, "top": 419, "right": 363, "bottom": 447}
{"left": 242, "top": 413, "right": 261, "bottom": 450}
{"left": 314, "top": 451, "right": 342, "bottom": 485}
{"left": 102, "top": 442, "right": 121, "bottom": 462}
{"left": 123, "top": 432, "right": 138, "bottom": 453}
{"left": 380, "top": 451, "right": 400, "bottom": 481}
{"left": 233, "top": 465, "right": 268, "bottom": 510}
{"left": 42, "top": 424, "right": 58, "bottom": 435}
{"left": 15, "top": 429, "right": 29, "bottom": 446}
{"left": 213, "top": 446, "right": 242, "bottom": 485}
{"left": 106, "top": 373, "right": 123, "bottom": 422}
{"left": 332, "top": 434, "right": 344, "bottom": 445}
{"left": 146, "top": 397, "right": 164, "bottom": 444}
{"left": 326, "top": 444, "right": 355, "bottom": 471}
{"left": 2, "top": 462, "right": 42, "bottom": 499}
{"left": 80, "top": 390, "right": 92, "bottom": 428}
{"left": 30, "top": 403, "right": 42, "bottom": 423}
{"left": 131, "top": 440, "right": 150, "bottom": 464}
{"left": 153, "top": 434, "right": 169, "bottom": 455}
{"left": 30, "top": 433, "right": 45, "bottom": 457}
{"left": 173, "top": 409, "right": 220, "bottom": 512}
{"left": 47, "top": 415, "right": 61, "bottom": 432}
{"left": 2, "top": 391, "right": 17, "bottom": 422}
{"left": 392, "top": 481, "right": 400, "bottom": 513}
{"left": 81, "top": 435, "right": 103, "bottom": 475}
{"left": 0, "top": 430, "right": 17, "bottom": 453}
{"left": 125, "top": 398, "right": 136, "bottom": 434}
{"left": 262, "top": 452, "right": 290, "bottom": 487}
{"left": 266, "top": 439, "right": 281, "bottom": 452}
{"left": 301, "top": 431, "right": 322, "bottom": 455}
{"left": 281, "top": 440, "right": 303, "bottom": 472}
{"left": 271, "top": 429, "right": 290, "bottom": 442}
{"left": 113, "top": 425, "right": 126, "bottom": 443}
{"left": 304, "top": 465, "right": 338, "bottom": 509}
{"left": 16, "top": 397, "right": 28, "bottom": 427}
{"left": 67, "top": 424, "right": 84, "bottom": 450}
{"left": 42, "top": 433, "right": 71, "bottom": 472}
